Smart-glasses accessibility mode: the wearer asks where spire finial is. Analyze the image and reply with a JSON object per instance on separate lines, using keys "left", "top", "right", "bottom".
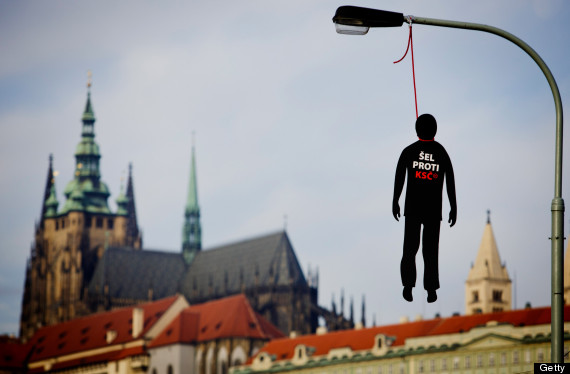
{"left": 87, "top": 70, "right": 92, "bottom": 90}
{"left": 487, "top": 209, "right": 491, "bottom": 224}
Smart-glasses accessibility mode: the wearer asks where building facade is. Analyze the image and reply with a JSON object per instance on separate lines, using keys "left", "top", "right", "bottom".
{"left": 236, "top": 306, "right": 570, "bottom": 374}
{"left": 22, "top": 294, "right": 282, "bottom": 374}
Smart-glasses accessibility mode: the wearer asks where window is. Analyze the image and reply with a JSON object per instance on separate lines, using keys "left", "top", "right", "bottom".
{"left": 465, "top": 356, "right": 471, "bottom": 369}
{"left": 472, "top": 291, "right": 479, "bottom": 302}
{"left": 525, "top": 350, "right": 531, "bottom": 364}
{"left": 399, "top": 363, "right": 404, "bottom": 374}
{"left": 418, "top": 360, "right": 424, "bottom": 373}
{"left": 441, "top": 358, "right": 447, "bottom": 371}
{"left": 377, "top": 366, "right": 382, "bottom": 374}
{"left": 429, "top": 360, "right": 435, "bottom": 372}
{"left": 388, "top": 364, "right": 393, "bottom": 374}
{"left": 513, "top": 351, "right": 519, "bottom": 364}
{"left": 492, "top": 290, "right": 503, "bottom": 302}
{"left": 453, "top": 357, "right": 460, "bottom": 370}
{"left": 489, "top": 353, "right": 495, "bottom": 366}
{"left": 500, "top": 352, "right": 506, "bottom": 366}
{"left": 538, "top": 349, "right": 544, "bottom": 362}
{"left": 476, "top": 355, "right": 483, "bottom": 368}
{"left": 167, "top": 365, "right": 174, "bottom": 374}
{"left": 108, "top": 219, "right": 114, "bottom": 229}
{"left": 96, "top": 217, "right": 103, "bottom": 228}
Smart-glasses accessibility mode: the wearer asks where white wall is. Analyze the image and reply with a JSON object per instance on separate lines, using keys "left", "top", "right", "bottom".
{"left": 149, "top": 344, "right": 196, "bottom": 374}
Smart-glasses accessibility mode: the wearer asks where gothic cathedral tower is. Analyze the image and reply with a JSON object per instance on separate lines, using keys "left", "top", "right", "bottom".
{"left": 19, "top": 79, "right": 141, "bottom": 340}
{"left": 465, "top": 211, "right": 512, "bottom": 315}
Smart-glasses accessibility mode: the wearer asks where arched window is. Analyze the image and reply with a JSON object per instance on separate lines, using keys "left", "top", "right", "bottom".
{"left": 218, "top": 346, "right": 229, "bottom": 374}
{"left": 167, "top": 364, "right": 174, "bottom": 374}
{"left": 231, "top": 346, "right": 247, "bottom": 367}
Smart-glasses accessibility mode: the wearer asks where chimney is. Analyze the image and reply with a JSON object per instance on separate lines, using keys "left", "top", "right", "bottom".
{"left": 132, "top": 308, "right": 144, "bottom": 338}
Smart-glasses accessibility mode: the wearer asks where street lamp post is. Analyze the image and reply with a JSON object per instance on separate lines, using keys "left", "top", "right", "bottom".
{"left": 332, "top": 6, "right": 565, "bottom": 363}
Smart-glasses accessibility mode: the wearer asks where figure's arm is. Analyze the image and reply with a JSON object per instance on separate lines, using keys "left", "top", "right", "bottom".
{"left": 393, "top": 153, "right": 406, "bottom": 221}
{"left": 446, "top": 157, "right": 457, "bottom": 227}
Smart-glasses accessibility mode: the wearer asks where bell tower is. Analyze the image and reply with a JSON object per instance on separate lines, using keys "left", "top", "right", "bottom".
{"left": 465, "top": 211, "right": 512, "bottom": 315}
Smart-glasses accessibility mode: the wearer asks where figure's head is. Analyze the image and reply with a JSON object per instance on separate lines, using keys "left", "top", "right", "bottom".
{"left": 415, "top": 114, "right": 437, "bottom": 140}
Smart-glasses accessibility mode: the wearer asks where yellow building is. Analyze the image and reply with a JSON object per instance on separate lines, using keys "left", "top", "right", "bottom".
{"left": 235, "top": 305, "right": 568, "bottom": 374}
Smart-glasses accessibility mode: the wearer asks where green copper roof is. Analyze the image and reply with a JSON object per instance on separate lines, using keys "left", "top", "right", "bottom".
{"left": 59, "top": 88, "right": 111, "bottom": 215}
{"left": 44, "top": 183, "right": 59, "bottom": 218}
{"left": 185, "top": 145, "right": 199, "bottom": 214}
{"left": 82, "top": 92, "right": 96, "bottom": 122}
{"left": 116, "top": 183, "right": 129, "bottom": 216}
{"left": 182, "top": 143, "right": 202, "bottom": 260}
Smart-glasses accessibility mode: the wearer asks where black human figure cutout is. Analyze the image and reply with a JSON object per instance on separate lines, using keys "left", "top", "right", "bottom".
{"left": 392, "top": 114, "right": 457, "bottom": 303}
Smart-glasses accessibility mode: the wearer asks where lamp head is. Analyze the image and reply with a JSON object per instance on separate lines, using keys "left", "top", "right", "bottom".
{"left": 333, "top": 6, "right": 404, "bottom": 35}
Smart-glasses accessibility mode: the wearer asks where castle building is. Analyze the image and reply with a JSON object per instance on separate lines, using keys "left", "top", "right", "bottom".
{"left": 465, "top": 211, "right": 512, "bottom": 315}
{"left": 20, "top": 83, "right": 350, "bottom": 341}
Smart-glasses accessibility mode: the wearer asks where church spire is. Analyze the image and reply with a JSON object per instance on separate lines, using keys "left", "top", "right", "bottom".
{"left": 125, "top": 163, "right": 141, "bottom": 247}
{"left": 41, "top": 154, "right": 59, "bottom": 219}
{"left": 182, "top": 135, "right": 202, "bottom": 264}
{"left": 40, "top": 154, "right": 55, "bottom": 220}
{"left": 61, "top": 73, "right": 111, "bottom": 215}
{"left": 465, "top": 211, "right": 512, "bottom": 315}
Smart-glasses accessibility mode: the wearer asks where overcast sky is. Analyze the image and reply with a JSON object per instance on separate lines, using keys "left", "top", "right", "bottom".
{"left": 1, "top": 0, "right": 569, "bottom": 336}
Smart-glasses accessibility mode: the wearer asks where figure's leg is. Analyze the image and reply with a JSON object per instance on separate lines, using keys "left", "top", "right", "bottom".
{"left": 422, "top": 219, "right": 441, "bottom": 292}
{"left": 401, "top": 217, "right": 421, "bottom": 289}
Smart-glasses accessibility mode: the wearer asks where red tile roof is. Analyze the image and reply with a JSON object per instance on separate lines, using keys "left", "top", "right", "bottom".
{"left": 149, "top": 294, "right": 284, "bottom": 348}
{"left": 255, "top": 305, "right": 570, "bottom": 363}
{"left": 28, "top": 346, "right": 146, "bottom": 374}
{"left": 27, "top": 295, "right": 180, "bottom": 363}
{"left": 0, "top": 336, "right": 30, "bottom": 370}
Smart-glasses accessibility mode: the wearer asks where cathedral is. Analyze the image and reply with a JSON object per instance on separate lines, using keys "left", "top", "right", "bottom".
{"left": 19, "top": 83, "right": 356, "bottom": 341}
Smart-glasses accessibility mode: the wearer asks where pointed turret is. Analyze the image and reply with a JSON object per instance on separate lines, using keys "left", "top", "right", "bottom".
{"left": 125, "top": 163, "right": 141, "bottom": 247}
{"left": 116, "top": 179, "right": 128, "bottom": 216}
{"left": 465, "top": 211, "right": 512, "bottom": 315}
{"left": 44, "top": 182, "right": 59, "bottom": 218}
{"left": 182, "top": 138, "right": 202, "bottom": 264}
{"left": 40, "top": 155, "right": 56, "bottom": 221}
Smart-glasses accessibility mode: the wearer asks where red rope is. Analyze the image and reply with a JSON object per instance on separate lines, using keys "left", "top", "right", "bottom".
{"left": 394, "top": 24, "right": 418, "bottom": 119}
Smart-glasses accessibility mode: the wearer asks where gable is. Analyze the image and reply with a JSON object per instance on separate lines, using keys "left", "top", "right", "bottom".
{"left": 458, "top": 333, "right": 520, "bottom": 350}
